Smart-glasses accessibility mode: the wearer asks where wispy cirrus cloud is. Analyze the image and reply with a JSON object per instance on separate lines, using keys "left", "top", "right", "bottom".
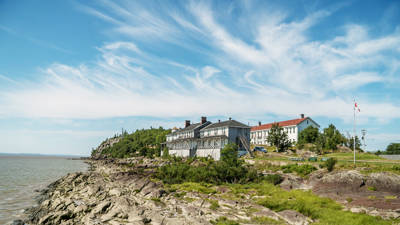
{"left": 1, "top": 0, "right": 400, "bottom": 124}
{"left": 0, "top": 24, "right": 74, "bottom": 54}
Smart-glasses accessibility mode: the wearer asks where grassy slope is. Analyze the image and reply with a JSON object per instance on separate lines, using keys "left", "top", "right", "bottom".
{"left": 168, "top": 181, "right": 398, "bottom": 225}
{"left": 323, "top": 152, "right": 400, "bottom": 175}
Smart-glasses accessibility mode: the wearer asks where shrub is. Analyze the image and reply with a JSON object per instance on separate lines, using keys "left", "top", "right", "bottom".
{"left": 393, "top": 165, "right": 400, "bottom": 171}
{"left": 264, "top": 174, "right": 283, "bottom": 185}
{"left": 156, "top": 144, "right": 261, "bottom": 184}
{"left": 281, "top": 164, "right": 317, "bottom": 177}
{"left": 367, "top": 186, "right": 377, "bottom": 191}
{"left": 209, "top": 199, "right": 220, "bottom": 210}
{"left": 162, "top": 147, "right": 169, "bottom": 158}
{"left": 324, "top": 158, "right": 337, "bottom": 172}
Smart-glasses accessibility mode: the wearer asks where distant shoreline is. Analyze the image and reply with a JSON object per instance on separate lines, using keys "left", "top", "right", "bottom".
{"left": 0, "top": 152, "right": 89, "bottom": 158}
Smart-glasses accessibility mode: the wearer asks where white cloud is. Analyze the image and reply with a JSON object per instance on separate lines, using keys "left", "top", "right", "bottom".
{"left": 1, "top": 1, "right": 400, "bottom": 125}
{"left": 332, "top": 72, "right": 383, "bottom": 90}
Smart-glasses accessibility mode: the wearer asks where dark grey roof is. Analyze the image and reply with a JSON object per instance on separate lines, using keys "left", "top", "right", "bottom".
{"left": 177, "top": 121, "right": 211, "bottom": 132}
{"left": 202, "top": 120, "right": 250, "bottom": 130}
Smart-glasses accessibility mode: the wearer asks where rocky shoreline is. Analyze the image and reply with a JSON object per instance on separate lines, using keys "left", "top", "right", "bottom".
{"left": 16, "top": 158, "right": 400, "bottom": 225}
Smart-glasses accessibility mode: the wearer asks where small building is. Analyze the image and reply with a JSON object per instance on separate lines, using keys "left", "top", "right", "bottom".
{"left": 251, "top": 114, "right": 319, "bottom": 145}
{"left": 166, "top": 117, "right": 210, "bottom": 158}
{"left": 166, "top": 117, "right": 250, "bottom": 160}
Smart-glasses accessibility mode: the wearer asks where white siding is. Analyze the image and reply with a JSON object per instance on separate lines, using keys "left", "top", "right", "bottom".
{"left": 196, "top": 149, "right": 221, "bottom": 160}
{"left": 250, "top": 118, "right": 319, "bottom": 145}
{"left": 169, "top": 149, "right": 190, "bottom": 157}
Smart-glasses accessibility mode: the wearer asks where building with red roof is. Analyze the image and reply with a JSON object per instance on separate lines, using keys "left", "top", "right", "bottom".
{"left": 250, "top": 114, "right": 320, "bottom": 145}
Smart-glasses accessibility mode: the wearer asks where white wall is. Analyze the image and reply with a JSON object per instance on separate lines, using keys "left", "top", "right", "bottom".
{"left": 168, "top": 149, "right": 190, "bottom": 158}
{"left": 196, "top": 148, "right": 221, "bottom": 160}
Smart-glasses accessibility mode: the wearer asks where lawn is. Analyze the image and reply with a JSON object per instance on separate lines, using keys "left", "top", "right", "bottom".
{"left": 323, "top": 152, "right": 385, "bottom": 161}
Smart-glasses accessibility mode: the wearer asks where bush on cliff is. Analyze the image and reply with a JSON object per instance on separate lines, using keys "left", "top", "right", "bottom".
{"left": 321, "top": 157, "right": 337, "bottom": 172}
{"left": 156, "top": 144, "right": 266, "bottom": 184}
{"left": 281, "top": 164, "right": 317, "bottom": 177}
{"left": 98, "top": 127, "right": 170, "bottom": 158}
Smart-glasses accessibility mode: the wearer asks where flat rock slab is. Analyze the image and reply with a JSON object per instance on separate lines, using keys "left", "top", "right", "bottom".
{"left": 278, "top": 210, "right": 311, "bottom": 225}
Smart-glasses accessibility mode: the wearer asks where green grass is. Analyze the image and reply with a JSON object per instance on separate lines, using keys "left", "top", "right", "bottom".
{"left": 384, "top": 195, "right": 397, "bottom": 200}
{"left": 210, "top": 217, "right": 239, "bottom": 225}
{"left": 208, "top": 199, "right": 220, "bottom": 210}
{"left": 226, "top": 181, "right": 394, "bottom": 225}
{"left": 324, "top": 152, "right": 384, "bottom": 161}
{"left": 281, "top": 164, "right": 317, "bottom": 177}
{"left": 336, "top": 161, "right": 400, "bottom": 175}
{"left": 173, "top": 192, "right": 186, "bottom": 198}
{"left": 167, "top": 182, "right": 217, "bottom": 194}
{"left": 367, "top": 186, "right": 377, "bottom": 191}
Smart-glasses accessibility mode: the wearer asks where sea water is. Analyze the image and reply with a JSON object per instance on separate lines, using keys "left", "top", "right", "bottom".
{"left": 0, "top": 154, "right": 88, "bottom": 224}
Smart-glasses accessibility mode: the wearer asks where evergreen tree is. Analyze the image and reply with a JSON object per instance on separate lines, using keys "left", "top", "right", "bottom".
{"left": 267, "top": 123, "right": 292, "bottom": 152}
{"left": 322, "top": 124, "right": 346, "bottom": 150}
{"left": 347, "top": 136, "right": 362, "bottom": 151}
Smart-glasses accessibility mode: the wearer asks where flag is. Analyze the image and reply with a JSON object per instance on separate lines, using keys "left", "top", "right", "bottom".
{"left": 355, "top": 102, "right": 360, "bottom": 112}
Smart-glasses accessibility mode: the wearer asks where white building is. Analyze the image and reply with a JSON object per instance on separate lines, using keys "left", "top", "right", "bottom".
{"left": 251, "top": 114, "right": 319, "bottom": 145}
{"left": 166, "top": 117, "right": 250, "bottom": 160}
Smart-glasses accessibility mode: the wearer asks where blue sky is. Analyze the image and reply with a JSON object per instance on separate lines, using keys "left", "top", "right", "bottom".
{"left": 1, "top": 0, "right": 400, "bottom": 155}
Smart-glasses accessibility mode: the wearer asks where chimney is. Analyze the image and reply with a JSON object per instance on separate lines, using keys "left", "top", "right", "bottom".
{"left": 258, "top": 121, "right": 261, "bottom": 126}
{"left": 201, "top": 116, "right": 207, "bottom": 124}
{"left": 229, "top": 117, "right": 232, "bottom": 120}
{"left": 185, "top": 120, "right": 190, "bottom": 128}
{"left": 300, "top": 114, "right": 305, "bottom": 119}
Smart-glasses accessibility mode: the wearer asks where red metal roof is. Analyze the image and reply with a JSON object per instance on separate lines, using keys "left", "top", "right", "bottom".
{"left": 251, "top": 117, "right": 308, "bottom": 131}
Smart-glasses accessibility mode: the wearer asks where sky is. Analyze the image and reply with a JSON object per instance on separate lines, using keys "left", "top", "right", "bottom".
{"left": 0, "top": 0, "right": 400, "bottom": 155}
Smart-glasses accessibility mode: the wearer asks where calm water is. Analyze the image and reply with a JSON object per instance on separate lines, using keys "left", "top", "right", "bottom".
{"left": 0, "top": 155, "right": 88, "bottom": 224}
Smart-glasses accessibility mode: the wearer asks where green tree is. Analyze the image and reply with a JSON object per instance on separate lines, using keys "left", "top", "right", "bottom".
{"left": 347, "top": 136, "right": 362, "bottom": 151}
{"left": 324, "top": 158, "right": 337, "bottom": 172}
{"left": 267, "top": 123, "right": 292, "bottom": 152}
{"left": 322, "top": 124, "right": 346, "bottom": 150}
{"left": 386, "top": 143, "right": 400, "bottom": 155}
{"left": 100, "top": 127, "right": 171, "bottom": 158}
{"left": 220, "top": 143, "right": 241, "bottom": 167}
{"left": 298, "top": 126, "right": 319, "bottom": 144}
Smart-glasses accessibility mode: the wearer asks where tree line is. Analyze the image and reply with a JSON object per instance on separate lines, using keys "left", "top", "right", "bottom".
{"left": 375, "top": 143, "right": 400, "bottom": 155}
{"left": 267, "top": 123, "right": 361, "bottom": 153}
{"left": 94, "top": 127, "right": 170, "bottom": 158}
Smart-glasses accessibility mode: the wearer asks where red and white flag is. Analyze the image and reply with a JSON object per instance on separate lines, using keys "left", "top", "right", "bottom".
{"left": 355, "top": 102, "right": 360, "bottom": 112}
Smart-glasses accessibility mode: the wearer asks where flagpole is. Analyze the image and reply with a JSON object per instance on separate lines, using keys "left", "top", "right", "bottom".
{"left": 353, "top": 99, "right": 356, "bottom": 166}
